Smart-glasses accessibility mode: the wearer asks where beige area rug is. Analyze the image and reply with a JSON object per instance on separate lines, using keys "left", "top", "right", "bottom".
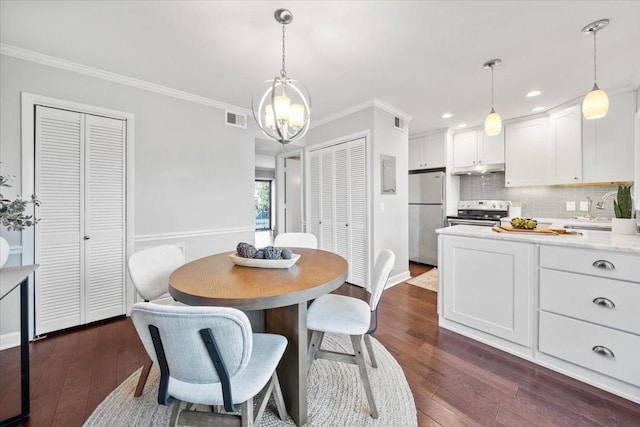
{"left": 406, "top": 268, "right": 438, "bottom": 292}
{"left": 84, "top": 333, "right": 417, "bottom": 427}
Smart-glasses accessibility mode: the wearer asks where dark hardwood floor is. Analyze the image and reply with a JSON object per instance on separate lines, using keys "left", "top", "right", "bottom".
{"left": 1, "top": 262, "right": 639, "bottom": 426}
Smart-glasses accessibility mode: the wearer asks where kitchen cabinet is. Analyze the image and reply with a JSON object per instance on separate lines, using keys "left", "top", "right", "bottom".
{"left": 408, "top": 130, "right": 446, "bottom": 170}
{"left": 437, "top": 226, "right": 640, "bottom": 404}
{"left": 547, "top": 104, "right": 582, "bottom": 184}
{"left": 582, "top": 90, "right": 636, "bottom": 183}
{"left": 505, "top": 117, "right": 549, "bottom": 187}
{"left": 441, "top": 235, "right": 533, "bottom": 348}
{"left": 452, "top": 129, "right": 504, "bottom": 169}
{"left": 539, "top": 245, "right": 640, "bottom": 388}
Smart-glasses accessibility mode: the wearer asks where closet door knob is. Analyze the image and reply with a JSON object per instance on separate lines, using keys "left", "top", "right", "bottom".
{"left": 84, "top": 235, "right": 91, "bottom": 240}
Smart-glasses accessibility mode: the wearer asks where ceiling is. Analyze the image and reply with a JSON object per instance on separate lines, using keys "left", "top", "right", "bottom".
{"left": 2, "top": 1, "right": 640, "bottom": 157}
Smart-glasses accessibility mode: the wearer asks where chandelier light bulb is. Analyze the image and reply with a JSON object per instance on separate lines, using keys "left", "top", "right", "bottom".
{"left": 265, "top": 105, "right": 275, "bottom": 128}
{"left": 274, "top": 95, "right": 291, "bottom": 121}
{"left": 289, "top": 104, "right": 305, "bottom": 127}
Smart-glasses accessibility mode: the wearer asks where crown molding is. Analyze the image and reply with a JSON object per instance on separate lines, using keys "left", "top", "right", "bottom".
{"left": 310, "top": 97, "right": 413, "bottom": 129}
{"left": 0, "top": 43, "right": 251, "bottom": 115}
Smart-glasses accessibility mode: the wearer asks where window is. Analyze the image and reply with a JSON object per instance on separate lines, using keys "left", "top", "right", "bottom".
{"left": 255, "top": 180, "right": 272, "bottom": 231}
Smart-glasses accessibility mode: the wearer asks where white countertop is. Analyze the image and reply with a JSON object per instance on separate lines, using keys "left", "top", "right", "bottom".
{"left": 437, "top": 225, "right": 640, "bottom": 254}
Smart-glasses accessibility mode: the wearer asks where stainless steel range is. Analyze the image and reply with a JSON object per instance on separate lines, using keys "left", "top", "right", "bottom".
{"left": 446, "top": 200, "right": 509, "bottom": 227}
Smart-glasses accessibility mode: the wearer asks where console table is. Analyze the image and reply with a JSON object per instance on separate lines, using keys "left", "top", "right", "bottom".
{"left": 0, "top": 265, "right": 38, "bottom": 426}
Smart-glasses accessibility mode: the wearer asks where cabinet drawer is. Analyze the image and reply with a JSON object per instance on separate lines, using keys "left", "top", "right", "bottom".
{"left": 540, "top": 246, "right": 640, "bottom": 282}
{"left": 539, "top": 311, "right": 640, "bottom": 386}
{"left": 540, "top": 269, "right": 640, "bottom": 335}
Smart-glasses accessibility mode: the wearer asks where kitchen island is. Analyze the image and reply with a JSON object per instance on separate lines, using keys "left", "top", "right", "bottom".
{"left": 436, "top": 225, "right": 640, "bottom": 404}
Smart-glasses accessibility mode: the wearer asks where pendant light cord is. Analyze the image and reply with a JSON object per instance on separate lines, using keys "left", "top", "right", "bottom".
{"left": 491, "top": 66, "right": 495, "bottom": 109}
{"left": 281, "top": 24, "right": 287, "bottom": 78}
{"left": 592, "top": 30, "right": 598, "bottom": 83}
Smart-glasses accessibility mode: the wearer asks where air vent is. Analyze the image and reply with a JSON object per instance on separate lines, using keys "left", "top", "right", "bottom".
{"left": 394, "top": 116, "right": 407, "bottom": 132}
{"left": 225, "top": 111, "right": 247, "bottom": 129}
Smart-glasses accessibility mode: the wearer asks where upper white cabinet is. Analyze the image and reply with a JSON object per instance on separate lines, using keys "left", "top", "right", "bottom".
{"left": 547, "top": 104, "right": 582, "bottom": 184}
{"left": 505, "top": 117, "right": 549, "bottom": 187}
{"left": 582, "top": 91, "right": 636, "bottom": 183}
{"left": 408, "top": 130, "right": 446, "bottom": 170}
{"left": 453, "top": 129, "right": 504, "bottom": 169}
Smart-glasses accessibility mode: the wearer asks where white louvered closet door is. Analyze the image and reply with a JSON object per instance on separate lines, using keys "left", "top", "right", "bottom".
{"left": 320, "top": 149, "right": 334, "bottom": 251}
{"left": 35, "top": 106, "right": 126, "bottom": 335}
{"left": 347, "top": 138, "right": 367, "bottom": 287}
{"left": 308, "top": 151, "right": 321, "bottom": 244}
{"left": 307, "top": 137, "right": 367, "bottom": 287}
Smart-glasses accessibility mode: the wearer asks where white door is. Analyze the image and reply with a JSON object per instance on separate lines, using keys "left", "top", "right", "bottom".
{"left": 347, "top": 138, "right": 367, "bottom": 286}
{"left": 320, "top": 149, "right": 334, "bottom": 251}
{"left": 308, "top": 151, "right": 321, "bottom": 243}
{"left": 284, "top": 157, "right": 302, "bottom": 232}
{"left": 35, "top": 106, "right": 126, "bottom": 335}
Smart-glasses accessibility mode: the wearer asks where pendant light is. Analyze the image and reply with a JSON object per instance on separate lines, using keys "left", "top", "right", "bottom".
{"left": 581, "top": 19, "right": 609, "bottom": 120}
{"left": 252, "top": 9, "right": 311, "bottom": 144}
{"left": 483, "top": 59, "right": 502, "bottom": 136}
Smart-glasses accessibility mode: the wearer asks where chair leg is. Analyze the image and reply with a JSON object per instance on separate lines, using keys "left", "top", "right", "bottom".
{"left": 271, "top": 371, "right": 288, "bottom": 420}
{"left": 169, "top": 400, "right": 186, "bottom": 426}
{"left": 350, "top": 335, "right": 378, "bottom": 419}
{"left": 364, "top": 334, "right": 378, "bottom": 368}
{"left": 134, "top": 358, "right": 153, "bottom": 397}
{"left": 241, "top": 397, "right": 254, "bottom": 427}
{"left": 307, "top": 330, "right": 324, "bottom": 373}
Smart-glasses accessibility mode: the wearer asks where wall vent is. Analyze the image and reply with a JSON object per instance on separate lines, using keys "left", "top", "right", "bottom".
{"left": 225, "top": 111, "right": 248, "bottom": 129}
{"left": 394, "top": 116, "right": 407, "bottom": 132}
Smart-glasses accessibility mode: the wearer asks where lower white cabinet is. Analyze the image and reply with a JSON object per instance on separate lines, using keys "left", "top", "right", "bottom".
{"left": 438, "top": 232, "right": 640, "bottom": 403}
{"left": 441, "top": 236, "right": 533, "bottom": 347}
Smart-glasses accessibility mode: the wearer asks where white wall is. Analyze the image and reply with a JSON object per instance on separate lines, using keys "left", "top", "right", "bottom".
{"left": 0, "top": 54, "right": 257, "bottom": 343}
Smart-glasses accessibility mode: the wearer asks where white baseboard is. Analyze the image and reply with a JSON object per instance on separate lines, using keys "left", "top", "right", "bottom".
{"left": 387, "top": 270, "right": 411, "bottom": 288}
{"left": 0, "top": 331, "right": 20, "bottom": 350}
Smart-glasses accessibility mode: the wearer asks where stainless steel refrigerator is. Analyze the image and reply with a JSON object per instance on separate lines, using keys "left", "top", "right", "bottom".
{"left": 408, "top": 171, "right": 445, "bottom": 266}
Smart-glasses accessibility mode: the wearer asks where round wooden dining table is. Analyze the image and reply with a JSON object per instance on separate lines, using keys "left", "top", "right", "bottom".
{"left": 169, "top": 247, "right": 348, "bottom": 427}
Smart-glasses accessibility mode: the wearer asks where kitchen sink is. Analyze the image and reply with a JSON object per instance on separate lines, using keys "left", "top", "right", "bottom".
{"left": 564, "top": 224, "right": 612, "bottom": 231}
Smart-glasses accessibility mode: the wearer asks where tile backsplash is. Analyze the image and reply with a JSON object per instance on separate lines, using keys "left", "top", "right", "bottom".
{"left": 459, "top": 173, "right": 623, "bottom": 219}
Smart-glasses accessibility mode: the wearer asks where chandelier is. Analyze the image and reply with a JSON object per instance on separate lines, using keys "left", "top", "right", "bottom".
{"left": 252, "top": 9, "right": 311, "bottom": 144}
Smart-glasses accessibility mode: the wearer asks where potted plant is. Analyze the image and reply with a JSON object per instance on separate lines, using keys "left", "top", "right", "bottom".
{"left": 611, "top": 184, "right": 636, "bottom": 235}
{"left": 1, "top": 170, "right": 41, "bottom": 267}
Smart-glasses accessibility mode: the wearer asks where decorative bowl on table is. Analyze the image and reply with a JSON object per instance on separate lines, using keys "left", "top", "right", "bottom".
{"left": 230, "top": 242, "right": 299, "bottom": 268}
{"left": 228, "top": 253, "right": 300, "bottom": 269}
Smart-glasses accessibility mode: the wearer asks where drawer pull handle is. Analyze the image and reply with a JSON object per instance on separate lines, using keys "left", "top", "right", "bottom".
{"left": 592, "top": 260, "right": 615, "bottom": 270}
{"left": 592, "top": 345, "right": 615, "bottom": 359}
{"left": 592, "top": 297, "right": 615, "bottom": 309}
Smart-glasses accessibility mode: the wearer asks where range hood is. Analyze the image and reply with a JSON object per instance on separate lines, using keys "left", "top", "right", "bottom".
{"left": 451, "top": 163, "right": 505, "bottom": 175}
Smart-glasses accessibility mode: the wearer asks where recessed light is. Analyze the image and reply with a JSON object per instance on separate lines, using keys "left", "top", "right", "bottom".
{"left": 456, "top": 123, "right": 467, "bottom": 128}
{"left": 531, "top": 106, "right": 545, "bottom": 112}
{"left": 441, "top": 113, "right": 453, "bottom": 119}
{"left": 526, "top": 90, "right": 542, "bottom": 97}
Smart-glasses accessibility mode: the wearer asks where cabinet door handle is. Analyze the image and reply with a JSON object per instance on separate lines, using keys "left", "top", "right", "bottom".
{"left": 592, "top": 345, "right": 615, "bottom": 359}
{"left": 592, "top": 297, "right": 615, "bottom": 309}
{"left": 592, "top": 260, "right": 615, "bottom": 270}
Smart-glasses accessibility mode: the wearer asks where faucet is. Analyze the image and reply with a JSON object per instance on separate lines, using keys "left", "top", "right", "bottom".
{"left": 596, "top": 185, "right": 635, "bottom": 211}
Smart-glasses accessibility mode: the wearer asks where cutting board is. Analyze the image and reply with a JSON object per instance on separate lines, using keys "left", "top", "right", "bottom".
{"left": 492, "top": 226, "right": 580, "bottom": 235}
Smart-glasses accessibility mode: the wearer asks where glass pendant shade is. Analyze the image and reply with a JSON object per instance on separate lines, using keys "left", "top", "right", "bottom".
{"left": 289, "top": 104, "right": 305, "bottom": 127}
{"left": 582, "top": 85, "right": 609, "bottom": 120}
{"left": 484, "top": 109, "right": 502, "bottom": 136}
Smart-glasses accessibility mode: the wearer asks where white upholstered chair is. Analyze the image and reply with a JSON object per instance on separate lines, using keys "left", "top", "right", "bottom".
{"left": 273, "top": 232, "right": 318, "bottom": 249}
{"left": 306, "top": 249, "right": 395, "bottom": 419}
{"left": 130, "top": 303, "right": 288, "bottom": 427}
{"left": 127, "top": 244, "right": 185, "bottom": 396}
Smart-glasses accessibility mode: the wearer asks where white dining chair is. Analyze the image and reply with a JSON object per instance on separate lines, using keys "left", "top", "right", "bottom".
{"left": 306, "top": 249, "right": 395, "bottom": 419}
{"left": 273, "top": 232, "right": 318, "bottom": 249}
{"left": 127, "top": 244, "right": 185, "bottom": 396}
{"left": 130, "top": 302, "right": 288, "bottom": 427}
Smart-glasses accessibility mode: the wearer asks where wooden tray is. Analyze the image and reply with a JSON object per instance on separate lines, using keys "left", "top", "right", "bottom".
{"left": 492, "top": 226, "right": 580, "bottom": 235}
{"left": 228, "top": 253, "right": 300, "bottom": 269}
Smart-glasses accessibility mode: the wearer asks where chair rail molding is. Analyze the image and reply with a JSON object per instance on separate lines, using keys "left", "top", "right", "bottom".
{"left": 134, "top": 226, "right": 255, "bottom": 244}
